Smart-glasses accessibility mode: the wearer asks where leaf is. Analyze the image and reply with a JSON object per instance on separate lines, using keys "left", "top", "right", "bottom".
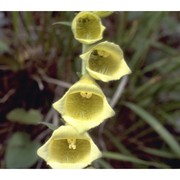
{"left": 103, "top": 151, "right": 169, "bottom": 168}
{"left": 95, "top": 159, "right": 113, "bottom": 169}
{"left": 7, "top": 108, "right": 43, "bottom": 125}
{"left": 52, "top": 21, "right": 72, "bottom": 27}
{"left": 141, "top": 147, "right": 176, "bottom": 159}
{"left": 39, "top": 122, "right": 58, "bottom": 130}
{"left": 105, "top": 131, "right": 134, "bottom": 157}
{"left": 125, "top": 102, "right": 180, "bottom": 158}
{"left": 5, "top": 132, "right": 40, "bottom": 168}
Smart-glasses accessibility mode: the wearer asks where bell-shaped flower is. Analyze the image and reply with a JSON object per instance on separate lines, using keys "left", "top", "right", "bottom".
{"left": 53, "top": 74, "right": 115, "bottom": 133}
{"left": 72, "top": 11, "right": 105, "bottom": 44}
{"left": 37, "top": 125, "right": 102, "bottom": 169}
{"left": 80, "top": 41, "right": 131, "bottom": 82}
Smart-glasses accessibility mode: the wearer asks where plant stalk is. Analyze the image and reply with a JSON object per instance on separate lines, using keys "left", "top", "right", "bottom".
{"left": 81, "top": 44, "right": 88, "bottom": 75}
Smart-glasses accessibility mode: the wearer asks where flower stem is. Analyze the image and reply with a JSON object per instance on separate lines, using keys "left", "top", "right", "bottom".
{"left": 81, "top": 44, "right": 88, "bottom": 75}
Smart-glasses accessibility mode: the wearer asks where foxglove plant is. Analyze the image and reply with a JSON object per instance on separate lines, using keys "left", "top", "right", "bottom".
{"left": 37, "top": 11, "right": 131, "bottom": 169}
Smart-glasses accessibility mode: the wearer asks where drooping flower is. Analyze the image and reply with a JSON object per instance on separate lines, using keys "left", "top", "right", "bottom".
{"left": 72, "top": 11, "right": 105, "bottom": 44}
{"left": 37, "top": 125, "right": 101, "bottom": 169}
{"left": 80, "top": 41, "right": 131, "bottom": 82}
{"left": 53, "top": 74, "right": 115, "bottom": 133}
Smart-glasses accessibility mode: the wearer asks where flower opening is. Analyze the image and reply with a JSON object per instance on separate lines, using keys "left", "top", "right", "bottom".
{"left": 53, "top": 75, "right": 115, "bottom": 132}
{"left": 80, "top": 41, "right": 131, "bottom": 82}
{"left": 37, "top": 125, "right": 101, "bottom": 169}
{"left": 65, "top": 91, "right": 104, "bottom": 121}
{"left": 72, "top": 11, "right": 105, "bottom": 44}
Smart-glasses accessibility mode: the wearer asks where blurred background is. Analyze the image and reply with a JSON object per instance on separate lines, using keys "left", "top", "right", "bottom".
{"left": 0, "top": 12, "right": 180, "bottom": 169}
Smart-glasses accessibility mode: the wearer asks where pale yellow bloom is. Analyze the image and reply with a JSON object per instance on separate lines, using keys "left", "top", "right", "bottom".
{"left": 80, "top": 41, "right": 131, "bottom": 82}
{"left": 37, "top": 125, "right": 101, "bottom": 169}
{"left": 93, "top": 11, "right": 113, "bottom": 18}
{"left": 72, "top": 11, "right": 105, "bottom": 44}
{"left": 53, "top": 74, "right": 115, "bottom": 133}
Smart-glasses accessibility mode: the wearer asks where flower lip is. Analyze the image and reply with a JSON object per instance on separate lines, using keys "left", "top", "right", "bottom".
{"left": 72, "top": 11, "right": 105, "bottom": 44}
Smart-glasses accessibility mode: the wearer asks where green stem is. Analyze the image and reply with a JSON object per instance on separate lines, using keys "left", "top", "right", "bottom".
{"left": 81, "top": 44, "right": 88, "bottom": 75}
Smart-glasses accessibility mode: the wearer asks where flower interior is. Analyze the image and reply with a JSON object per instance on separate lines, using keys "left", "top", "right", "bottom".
{"left": 49, "top": 138, "right": 91, "bottom": 163}
{"left": 75, "top": 13, "right": 101, "bottom": 40}
{"left": 88, "top": 49, "right": 119, "bottom": 75}
{"left": 65, "top": 91, "right": 103, "bottom": 121}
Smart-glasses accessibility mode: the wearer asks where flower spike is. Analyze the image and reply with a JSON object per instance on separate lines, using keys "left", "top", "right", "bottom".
{"left": 52, "top": 74, "right": 115, "bottom": 133}
{"left": 72, "top": 11, "right": 105, "bottom": 44}
{"left": 80, "top": 41, "right": 131, "bottom": 82}
{"left": 37, "top": 125, "right": 102, "bottom": 169}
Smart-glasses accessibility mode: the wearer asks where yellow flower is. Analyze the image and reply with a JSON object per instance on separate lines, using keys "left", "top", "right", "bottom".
{"left": 37, "top": 125, "right": 101, "bottom": 169}
{"left": 53, "top": 74, "right": 115, "bottom": 133}
{"left": 72, "top": 11, "right": 105, "bottom": 44}
{"left": 93, "top": 11, "right": 113, "bottom": 18}
{"left": 80, "top": 41, "right": 131, "bottom": 82}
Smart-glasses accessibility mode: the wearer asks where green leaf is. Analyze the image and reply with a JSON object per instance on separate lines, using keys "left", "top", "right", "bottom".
{"left": 95, "top": 159, "right": 113, "bottom": 169}
{"left": 141, "top": 147, "right": 176, "bottom": 159}
{"left": 103, "top": 151, "right": 169, "bottom": 168}
{"left": 105, "top": 131, "right": 134, "bottom": 157}
{"left": 125, "top": 102, "right": 180, "bottom": 158}
{"left": 52, "top": 21, "right": 72, "bottom": 27}
{"left": 5, "top": 132, "right": 40, "bottom": 168}
{"left": 7, "top": 108, "right": 43, "bottom": 125}
{"left": 39, "top": 122, "right": 58, "bottom": 130}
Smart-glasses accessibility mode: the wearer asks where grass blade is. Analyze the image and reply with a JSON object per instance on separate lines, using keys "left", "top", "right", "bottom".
{"left": 95, "top": 159, "right": 113, "bottom": 169}
{"left": 141, "top": 147, "right": 176, "bottom": 159}
{"left": 105, "top": 131, "right": 134, "bottom": 157}
{"left": 52, "top": 21, "right": 72, "bottom": 27}
{"left": 103, "top": 151, "right": 169, "bottom": 168}
{"left": 39, "top": 122, "right": 58, "bottom": 130}
{"left": 125, "top": 102, "right": 180, "bottom": 158}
